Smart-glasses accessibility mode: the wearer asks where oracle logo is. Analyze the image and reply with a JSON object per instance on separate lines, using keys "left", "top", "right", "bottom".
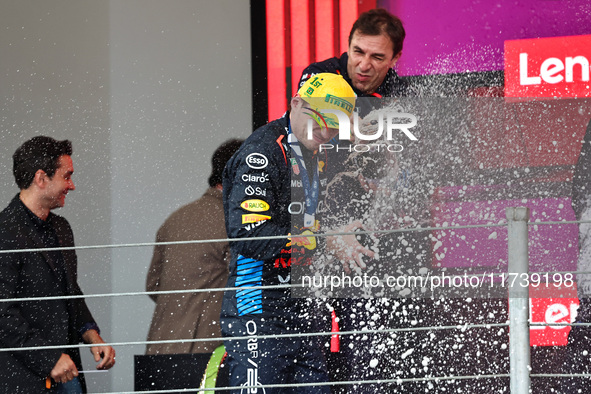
{"left": 505, "top": 34, "right": 591, "bottom": 98}
{"left": 520, "top": 53, "right": 590, "bottom": 85}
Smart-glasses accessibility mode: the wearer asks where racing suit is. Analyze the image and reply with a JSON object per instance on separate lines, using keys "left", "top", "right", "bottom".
{"left": 221, "top": 114, "right": 330, "bottom": 393}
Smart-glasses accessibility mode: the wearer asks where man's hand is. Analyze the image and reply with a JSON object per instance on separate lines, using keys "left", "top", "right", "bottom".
{"left": 50, "top": 353, "right": 78, "bottom": 384}
{"left": 326, "top": 221, "right": 376, "bottom": 273}
{"left": 82, "top": 329, "right": 116, "bottom": 370}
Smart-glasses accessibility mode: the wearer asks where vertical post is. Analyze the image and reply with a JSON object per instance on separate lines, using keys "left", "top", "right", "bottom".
{"left": 506, "top": 207, "right": 531, "bottom": 394}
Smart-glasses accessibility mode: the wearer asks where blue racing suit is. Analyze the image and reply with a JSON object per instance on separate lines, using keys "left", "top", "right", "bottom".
{"left": 221, "top": 114, "right": 331, "bottom": 393}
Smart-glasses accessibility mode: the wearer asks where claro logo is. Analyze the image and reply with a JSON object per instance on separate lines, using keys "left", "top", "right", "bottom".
{"left": 505, "top": 34, "right": 591, "bottom": 98}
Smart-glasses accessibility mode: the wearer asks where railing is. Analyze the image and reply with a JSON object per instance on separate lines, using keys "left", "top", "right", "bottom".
{"left": 1, "top": 208, "right": 589, "bottom": 393}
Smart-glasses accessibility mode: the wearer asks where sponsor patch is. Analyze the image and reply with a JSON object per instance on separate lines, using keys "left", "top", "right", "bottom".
{"left": 241, "top": 199, "right": 270, "bottom": 212}
{"left": 246, "top": 153, "right": 268, "bottom": 169}
{"left": 243, "top": 220, "right": 266, "bottom": 231}
{"left": 242, "top": 172, "right": 269, "bottom": 183}
{"left": 318, "top": 161, "right": 325, "bottom": 173}
{"left": 245, "top": 185, "right": 267, "bottom": 196}
{"left": 291, "top": 229, "right": 317, "bottom": 250}
{"left": 278, "top": 274, "right": 290, "bottom": 283}
{"left": 242, "top": 214, "right": 271, "bottom": 224}
{"left": 290, "top": 158, "right": 300, "bottom": 175}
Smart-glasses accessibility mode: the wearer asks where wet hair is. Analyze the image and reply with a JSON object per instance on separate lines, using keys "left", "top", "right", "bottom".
{"left": 12, "top": 136, "right": 73, "bottom": 190}
{"left": 349, "top": 8, "right": 406, "bottom": 58}
{"left": 208, "top": 139, "right": 244, "bottom": 187}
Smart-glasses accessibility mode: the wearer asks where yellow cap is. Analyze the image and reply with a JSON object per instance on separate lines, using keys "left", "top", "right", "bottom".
{"left": 297, "top": 73, "right": 356, "bottom": 129}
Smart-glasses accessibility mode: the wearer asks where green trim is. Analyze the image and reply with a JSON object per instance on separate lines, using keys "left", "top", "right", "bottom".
{"left": 200, "top": 345, "right": 226, "bottom": 393}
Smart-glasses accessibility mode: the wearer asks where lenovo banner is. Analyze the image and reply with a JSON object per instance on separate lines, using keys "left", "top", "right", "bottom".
{"left": 505, "top": 34, "right": 591, "bottom": 98}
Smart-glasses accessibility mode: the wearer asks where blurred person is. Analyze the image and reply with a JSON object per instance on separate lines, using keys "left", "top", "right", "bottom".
{"left": 220, "top": 73, "right": 363, "bottom": 393}
{"left": 0, "top": 136, "right": 115, "bottom": 393}
{"left": 144, "top": 139, "right": 242, "bottom": 389}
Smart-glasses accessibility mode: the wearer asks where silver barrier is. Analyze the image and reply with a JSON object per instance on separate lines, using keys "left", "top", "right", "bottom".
{"left": 0, "top": 214, "right": 588, "bottom": 392}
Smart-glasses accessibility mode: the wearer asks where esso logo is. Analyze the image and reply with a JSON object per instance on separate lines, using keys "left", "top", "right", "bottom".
{"left": 246, "top": 153, "right": 268, "bottom": 169}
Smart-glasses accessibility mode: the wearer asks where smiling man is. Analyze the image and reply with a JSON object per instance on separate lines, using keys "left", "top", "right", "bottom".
{"left": 299, "top": 8, "right": 408, "bottom": 98}
{"left": 0, "top": 136, "right": 115, "bottom": 393}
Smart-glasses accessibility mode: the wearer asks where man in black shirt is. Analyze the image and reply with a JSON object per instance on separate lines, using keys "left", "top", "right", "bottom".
{"left": 0, "top": 136, "right": 115, "bottom": 393}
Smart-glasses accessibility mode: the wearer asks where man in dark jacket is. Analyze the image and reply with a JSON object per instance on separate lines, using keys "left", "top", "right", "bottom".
{"left": 299, "top": 8, "right": 409, "bottom": 99}
{"left": 298, "top": 9, "right": 435, "bottom": 393}
{"left": 0, "top": 136, "right": 115, "bottom": 393}
{"left": 298, "top": 8, "right": 413, "bottom": 189}
{"left": 221, "top": 73, "right": 363, "bottom": 393}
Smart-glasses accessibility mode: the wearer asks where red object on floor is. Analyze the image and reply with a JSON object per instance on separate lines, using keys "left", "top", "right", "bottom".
{"left": 331, "top": 310, "right": 340, "bottom": 352}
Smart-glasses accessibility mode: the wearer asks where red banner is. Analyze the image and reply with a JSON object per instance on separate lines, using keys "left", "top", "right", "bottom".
{"left": 529, "top": 284, "right": 579, "bottom": 346}
{"left": 505, "top": 34, "right": 591, "bottom": 98}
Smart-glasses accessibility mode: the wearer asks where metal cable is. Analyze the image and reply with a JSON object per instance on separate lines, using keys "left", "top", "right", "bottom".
{"left": 0, "top": 222, "right": 515, "bottom": 255}
{"left": 0, "top": 284, "right": 295, "bottom": 303}
{"left": 0, "top": 216, "right": 587, "bottom": 390}
{"left": 92, "top": 374, "right": 512, "bottom": 394}
{"left": 1, "top": 218, "right": 587, "bottom": 256}
{"left": 531, "top": 374, "right": 591, "bottom": 378}
{"left": 0, "top": 323, "right": 509, "bottom": 353}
